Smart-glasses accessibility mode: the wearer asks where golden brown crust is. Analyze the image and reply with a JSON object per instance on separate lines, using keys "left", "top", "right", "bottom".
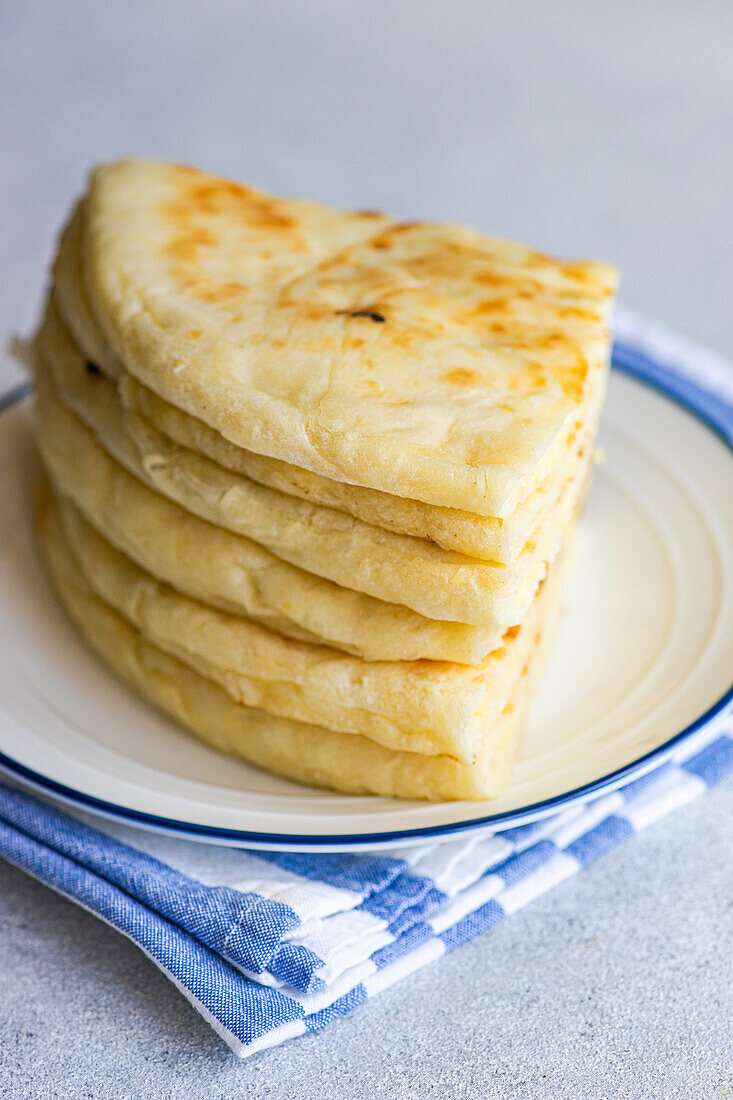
{"left": 63, "top": 158, "right": 615, "bottom": 516}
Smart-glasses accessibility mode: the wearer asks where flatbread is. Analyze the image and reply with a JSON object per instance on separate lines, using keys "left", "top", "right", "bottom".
{"left": 35, "top": 372, "right": 527, "bottom": 663}
{"left": 38, "top": 496, "right": 547, "bottom": 800}
{"left": 119, "top": 363, "right": 599, "bottom": 564}
{"left": 61, "top": 159, "right": 615, "bottom": 516}
{"left": 53, "top": 205, "right": 121, "bottom": 377}
{"left": 52, "top": 485, "right": 571, "bottom": 763}
{"left": 50, "top": 218, "right": 601, "bottom": 564}
{"left": 35, "top": 301, "right": 583, "bottom": 626}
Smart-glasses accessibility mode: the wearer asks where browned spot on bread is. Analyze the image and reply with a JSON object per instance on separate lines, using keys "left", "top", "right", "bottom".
{"left": 554, "top": 362, "right": 587, "bottom": 401}
{"left": 162, "top": 171, "right": 303, "bottom": 280}
{"left": 354, "top": 209, "right": 385, "bottom": 218}
{"left": 390, "top": 220, "right": 425, "bottom": 233}
{"left": 471, "top": 298, "right": 511, "bottom": 315}
{"left": 443, "top": 367, "right": 481, "bottom": 388}
{"left": 441, "top": 239, "right": 482, "bottom": 256}
{"left": 473, "top": 270, "right": 544, "bottom": 293}
{"left": 298, "top": 302, "right": 339, "bottom": 321}
{"left": 541, "top": 337, "right": 589, "bottom": 400}
{"left": 453, "top": 298, "right": 513, "bottom": 329}
{"left": 187, "top": 181, "right": 254, "bottom": 215}
{"left": 187, "top": 181, "right": 297, "bottom": 232}
{"left": 238, "top": 193, "right": 296, "bottom": 232}
{"left": 559, "top": 261, "right": 603, "bottom": 284}
{"left": 166, "top": 227, "right": 218, "bottom": 265}
{"left": 525, "top": 362, "right": 548, "bottom": 387}
{"left": 188, "top": 329, "right": 202, "bottom": 339}
{"left": 388, "top": 330, "right": 415, "bottom": 350}
{"left": 556, "top": 305, "right": 601, "bottom": 321}
{"left": 368, "top": 221, "right": 424, "bottom": 251}
{"left": 473, "top": 271, "right": 509, "bottom": 288}
{"left": 193, "top": 180, "right": 250, "bottom": 200}
{"left": 521, "top": 247, "right": 557, "bottom": 267}
{"left": 185, "top": 279, "right": 250, "bottom": 304}
{"left": 517, "top": 330, "right": 574, "bottom": 355}
{"left": 164, "top": 200, "right": 195, "bottom": 222}
{"left": 359, "top": 378, "right": 384, "bottom": 397}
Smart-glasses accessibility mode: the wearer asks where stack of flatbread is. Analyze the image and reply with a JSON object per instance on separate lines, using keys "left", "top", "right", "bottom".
{"left": 30, "top": 159, "right": 617, "bottom": 801}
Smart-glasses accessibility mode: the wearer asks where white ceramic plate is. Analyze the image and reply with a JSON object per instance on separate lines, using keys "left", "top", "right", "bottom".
{"left": 1, "top": 343, "right": 732, "bottom": 850}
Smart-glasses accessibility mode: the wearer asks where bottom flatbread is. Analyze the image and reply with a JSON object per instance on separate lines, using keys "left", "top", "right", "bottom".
{"left": 37, "top": 489, "right": 561, "bottom": 801}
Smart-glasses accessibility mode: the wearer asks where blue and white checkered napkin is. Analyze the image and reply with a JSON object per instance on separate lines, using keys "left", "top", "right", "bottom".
{"left": 0, "top": 308, "right": 732, "bottom": 1058}
{"left": 0, "top": 721, "right": 730, "bottom": 1056}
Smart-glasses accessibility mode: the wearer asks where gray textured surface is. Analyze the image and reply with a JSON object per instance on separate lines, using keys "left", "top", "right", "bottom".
{"left": 1, "top": 0, "right": 732, "bottom": 1096}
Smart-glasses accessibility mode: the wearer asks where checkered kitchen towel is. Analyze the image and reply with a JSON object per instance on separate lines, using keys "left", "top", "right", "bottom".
{"left": 0, "top": 721, "right": 731, "bottom": 1056}
{"left": 0, "top": 308, "right": 731, "bottom": 1057}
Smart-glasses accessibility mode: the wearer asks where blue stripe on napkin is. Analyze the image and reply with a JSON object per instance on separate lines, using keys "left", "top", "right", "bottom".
{"left": 1, "top": 719, "right": 730, "bottom": 1055}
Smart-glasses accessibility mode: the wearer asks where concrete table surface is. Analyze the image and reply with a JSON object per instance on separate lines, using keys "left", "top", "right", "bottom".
{"left": 1, "top": 1, "right": 731, "bottom": 1096}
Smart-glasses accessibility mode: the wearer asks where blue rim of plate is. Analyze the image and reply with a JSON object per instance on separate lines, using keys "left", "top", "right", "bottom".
{"left": 0, "top": 343, "right": 732, "bottom": 848}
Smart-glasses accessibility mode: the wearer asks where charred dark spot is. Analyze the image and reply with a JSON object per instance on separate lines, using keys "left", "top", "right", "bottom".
{"left": 336, "top": 309, "right": 386, "bottom": 323}
{"left": 85, "top": 361, "right": 101, "bottom": 376}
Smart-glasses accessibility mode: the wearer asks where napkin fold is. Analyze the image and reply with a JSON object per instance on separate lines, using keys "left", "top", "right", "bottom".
{"left": 0, "top": 721, "right": 731, "bottom": 1057}
{"left": 1, "top": 307, "right": 732, "bottom": 1057}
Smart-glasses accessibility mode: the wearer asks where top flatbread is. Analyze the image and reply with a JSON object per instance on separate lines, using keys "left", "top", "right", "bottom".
{"left": 52, "top": 207, "right": 605, "bottom": 563}
{"left": 68, "top": 158, "right": 616, "bottom": 516}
